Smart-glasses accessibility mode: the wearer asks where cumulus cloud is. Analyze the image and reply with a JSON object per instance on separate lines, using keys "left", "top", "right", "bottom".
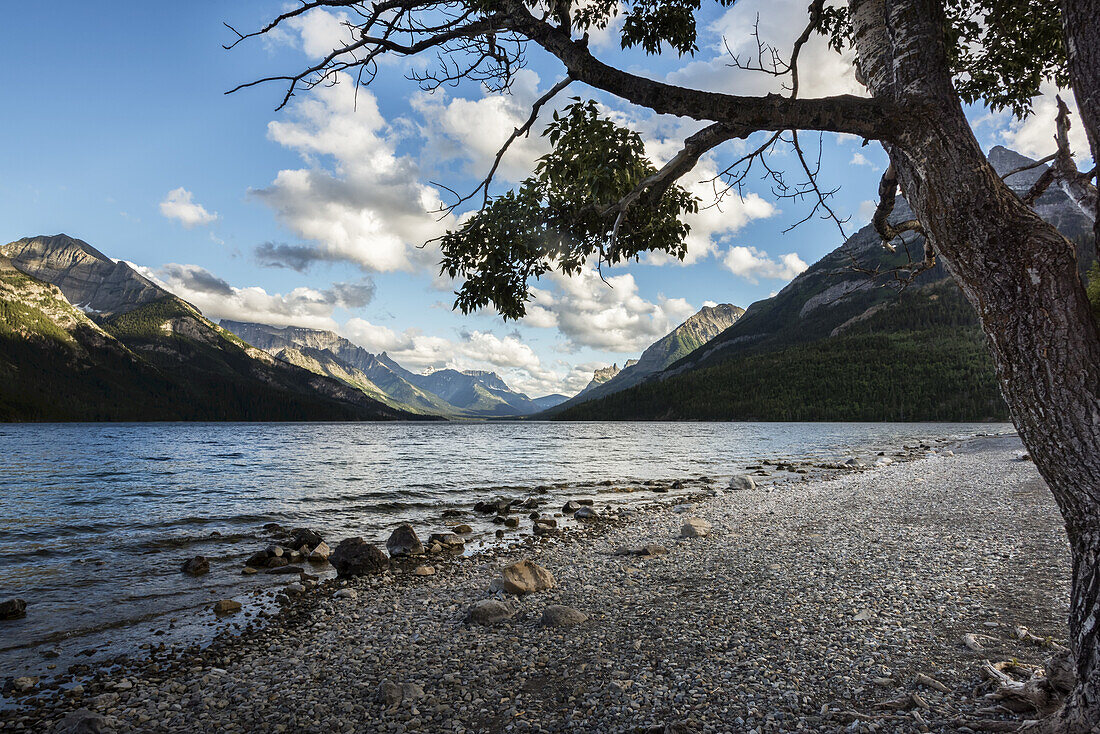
{"left": 666, "top": 0, "right": 864, "bottom": 98}
{"left": 159, "top": 188, "right": 218, "bottom": 228}
{"left": 254, "top": 69, "right": 453, "bottom": 273}
{"left": 721, "top": 246, "right": 808, "bottom": 283}
{"left": 850, "top": 152, "right": 873, "bottom": 167}
{"left": 414, "top": 69, "right": 551, "bottom": 184}
{"left": 136, "top": 262, "right": 374, "bottom": 329}
{"left": 998, "top": 85, "right": 1091, "bottom": 161}
{"left": 524, "top": 268, "right": 697, "bottom": 352}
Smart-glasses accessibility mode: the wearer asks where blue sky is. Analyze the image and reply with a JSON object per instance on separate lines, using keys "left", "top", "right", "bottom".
{"left": 0, "top": 0, "right": 1085, "bottom": 396}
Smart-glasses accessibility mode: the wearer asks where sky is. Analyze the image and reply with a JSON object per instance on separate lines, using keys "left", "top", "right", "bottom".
{"left": 0, "top": 0, "right": 1089, "bottom": 397}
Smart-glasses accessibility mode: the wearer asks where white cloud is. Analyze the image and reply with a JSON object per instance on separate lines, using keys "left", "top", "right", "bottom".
{"left": 523, "top": 268, "right": 697, "bottom": 352}
{"left": 999, "top": 84, "right": 1092, "bottom": 161}
{"left": 721, "top": 245, "right": 808, "bottom": 283}
{"left": 666, "top": 0, "right": 864, "bottom": 98}
{"left": 414, "top": 70, "right": 551, "bottom": 184}
{"left": 134, "top": 262, "right": 372, "bottom": 330}
{"left": 255, "top": 69, "right": 453, "bottom": 272}
{"left": 857, "top": 199, "right": 878, "bottom": 223}
{"left": 159, "top": 188, "right": 218, "bottom": 228}
{"left": 850, "top": 152, "right": 873, "bottom": 167}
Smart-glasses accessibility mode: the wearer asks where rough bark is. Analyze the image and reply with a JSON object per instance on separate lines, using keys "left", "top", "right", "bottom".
{"left": 1061, "top": 0, "right": 1100, "bottom": 251}
{"left": 850, "top": 1, "right": 1100, "bottom": 731}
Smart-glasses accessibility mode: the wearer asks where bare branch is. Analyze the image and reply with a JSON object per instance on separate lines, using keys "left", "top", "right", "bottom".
{"left": 873, "top": 164, "right": 925, "bottom": 249}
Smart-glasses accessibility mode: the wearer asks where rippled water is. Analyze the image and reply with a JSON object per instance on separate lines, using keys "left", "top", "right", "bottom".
{"left": 0, "top": 421, "right": 1011, "bottom": 679}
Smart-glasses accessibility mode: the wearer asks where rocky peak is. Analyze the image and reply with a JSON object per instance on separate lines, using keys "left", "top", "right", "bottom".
{"left": 1, "top": 234, "right": 168, "bottom": 315}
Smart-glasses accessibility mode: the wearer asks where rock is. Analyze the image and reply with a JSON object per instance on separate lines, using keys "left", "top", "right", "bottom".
{"left": 474, "top": 498, "right": 512, "bottom": 515}
{"left": 573, "top": 506, "right": 599, "bottom": 520}
{"left": 265, "top": 556, "right": 289, "bottom": 569}
{"left": 334, "top": 588, "right": 357, "bottom": 600}
{"left": 535, "top": 517, "right": 557, "bottom": 528}
{"left": 331, "top": 537, "right": 389, "bottom": 577}
{"left": 52, "top": 708, "right": 110, "bottom": 734}
{"left": 212, "top": 600, "right": 242, "bottom": 614}
{"left": 285, "top": 550, "right": 303, "bottom": 563}
{"left": 875, "top": 457, "right": 895, "bottom": 466}
{"left": 181, "top": 556, "right": 210, "bottom": 575}
{"left": 562, "top": 501, "right": 583, "bottom": 514}
{"left": 12, "top": 676, "right": 38, "bottom": 693}
{"left": 452, "top": 524, "right": 473, "bottom": 534}
{"left": 412, "top": 565, "right": 435, "bottom": 576}
{"left": 464, "top": 599, "right": 515, "bottom": 625}
{"left": 504, "top": 516, "right": 520, "bottom": 528}
{"left": 0, "top": 598, "right": 27, "bottom": 620}
{"left": 942, "top": 449, "right": 955, "bottom": 457}
{"left": 308, "top": 541, "right": 331, "bottom": 563}
{"left": 497, "top": 559, "right": 555, "bottom": 594}
{"left": 428, "top": 532, "right": 465, "bottom": 550}
{"left": 442, "top": 509, "right": 463, "bottom": 517}
{"left": 378, "top": 680, "right": 425, "bottom": 706}
{"left": 540, "top": 605, "right": 588, "bottom": 627}
{"left": 852, "top": 609, "right": 873, "bottom": 622}
{"left": 262, "top": 522, "right": 284, "bottom": 533}
{"left": 284, "top": 582, "right": 305, "bottom": 595}
{"left": 245, "top": 551, "right": 270, "bottom": 568}
{"left": 671, "top": 480, "right": 684, "bottom": 489}
{"left": 386, "top": 524, "right": 425, "bottom": 557}
{"left": 288, "top": 528, "right": 323, "bottom": 550}
{"left": 533, "top": 522, "right": 560, "bottom": 537}
{"left": 728, "top": 474, "right": 757, "bottom": 491}
{"left": 680, "top": 518, "right": 712, "bottom": 538}
{"left": 265, "top": 544, "right": 284, "bottom": 557}
{"left": 241, "top": 566, "right": 259, "bottom": 575}
{"left": 265, "top": 565, "right": 304, "bottom": 575}
{"left": 614, "top": 544, "right": 669, "bottom": 557}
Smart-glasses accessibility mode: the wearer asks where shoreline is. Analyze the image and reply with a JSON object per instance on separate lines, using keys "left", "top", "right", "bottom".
{"left": 3, "top": 432, "right": 1065, "bottom": 733}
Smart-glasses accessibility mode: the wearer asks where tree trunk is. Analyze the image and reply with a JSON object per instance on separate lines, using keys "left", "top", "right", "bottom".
{"left": 850, "top": 1, "right": 1100, "bottom": 730}
{"left": 1061, "top": 0, "right": 1100, "bottom": 254}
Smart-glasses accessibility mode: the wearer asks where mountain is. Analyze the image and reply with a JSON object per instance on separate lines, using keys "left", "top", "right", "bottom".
{"left": 547, "top": 304, "right": 744, "bottom": 414}
{"left": 531, "top": 394, "right": 569, "bottom": 410}
{"left": 0, "top": 235, "right": 415, "bottom": 422}
{"left": 554, "top": 147, "right": 1096, "bottom": 422}
{"left": 219, "top": 320, "right": 453, "bottom": 415}
{"left": 220, "top": 321, "right": 542, "bottom": 417}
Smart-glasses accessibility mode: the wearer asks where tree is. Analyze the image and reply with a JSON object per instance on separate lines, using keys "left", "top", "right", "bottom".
{"left": 229, "top": 1, "right": 1100, "bottom": 729}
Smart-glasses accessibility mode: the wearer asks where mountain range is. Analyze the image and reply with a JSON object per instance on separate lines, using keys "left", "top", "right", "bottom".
{"left": 553, "top": 146, "right": 1097, "bottom": 421}
{"left": 0, "top": 235, "right": 417, "bottom": 421}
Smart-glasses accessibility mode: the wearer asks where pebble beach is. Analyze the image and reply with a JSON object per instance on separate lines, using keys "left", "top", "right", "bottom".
{"left": 1, "top": 435, "right": 1071, "bottom": 733}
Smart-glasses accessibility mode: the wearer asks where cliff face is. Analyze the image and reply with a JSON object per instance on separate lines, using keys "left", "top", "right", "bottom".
{"left": 545, "top": 304, "right": 743, "bottom": 414}
{"left": 1, "top": 235, "right": 169, "bottom": 315}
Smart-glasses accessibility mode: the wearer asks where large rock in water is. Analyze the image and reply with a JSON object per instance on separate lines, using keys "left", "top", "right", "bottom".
{"left": 331, "top": 537, "right": 389, "bottom": 576}
{"left": 497, "top": 559, "right": 555, "bottom": 594}
{"left": 181, "top": 556, "right": 210, "bottom": 575}
{"left": 288, "top": 528, "right": 323, "bottom": 550}
{"left": 0, "top": 598, "right": 27, "bottom": 620}
{"left": 386, "top": 524, "right": 424, "bottom": 557}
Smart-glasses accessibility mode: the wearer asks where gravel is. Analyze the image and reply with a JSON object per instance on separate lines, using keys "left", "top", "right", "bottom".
{"left": 1, "top": 435, "right": 1070, "bottom": 733}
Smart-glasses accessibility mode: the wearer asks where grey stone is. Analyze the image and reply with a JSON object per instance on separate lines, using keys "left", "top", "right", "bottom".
{"left": 386, "top": 524, "right": 425, "bottom": 557}
{"left": 52, "top": 708, "right": 111, "bottom": 734}
{"left": 464, "top": 599, "right": 515, "bottom": 625}
{"left": 540, "top": 605, "right": 588, "bottom": 627}
{"left": 331, "top": 537, "right": 389, "bottom": 577}
{"left": 728, "top": 474, "right": 757, "bottom": 491}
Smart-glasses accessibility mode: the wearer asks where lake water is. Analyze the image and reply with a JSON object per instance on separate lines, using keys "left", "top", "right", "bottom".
{"left": 0, "top": 421, "right": 1012, "bottom": 681}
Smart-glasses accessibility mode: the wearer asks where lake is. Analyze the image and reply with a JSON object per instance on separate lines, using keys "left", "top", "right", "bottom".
{"left": 0, "top": 421, "right": 1012, "bottom": 680}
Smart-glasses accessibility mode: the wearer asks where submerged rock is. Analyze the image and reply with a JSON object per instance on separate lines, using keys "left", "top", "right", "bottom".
{"left": 0, "top": 598, "right": 27, "bottom": 620}
{"left": 428, "top": 533, "right": 465, "bottom": 552}
{"left": 181, "top": 556, "right": 210, "bottom": 576}
{"left": 386, "top": 524, "right": 424, "bottom": 557}
{"left": 288, "top": 528, "right": 323, "bottom": 550}
{"left": 212, "top": 600, "right": 242, "bottom": 615}
{"left": 331, "top": 537, "right": 389, "bottom": 577}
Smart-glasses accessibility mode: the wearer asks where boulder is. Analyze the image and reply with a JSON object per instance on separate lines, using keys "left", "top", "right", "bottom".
{"left": 534, "top": 517, "right": 557, "bottom": 528}
{"left": 52, "top": 708, "right": 110, "bottom": 734}
{"left": 504, "top": 517, "right": 520, "bottom": 528}
{"left": 497, "top": 559, "right": 555, "bottom": 594}
{"left": 540, "top": 605, "right": 588, "bottom": 627}
{"left": 181, "top": 556, "right": 210, "bottom": 575}
{"left": 288, "top": 528, "right": 323, "bottom": 550}
{"left": 452, "top": 524, "right": 473, "bottom": 534}
{"left": 680, "top": 518, "right": 712, "bottom": 538}
{"left": 474, "top": 498, "right": 512, "bottom": 515}
{"left": 0, "top": 598, "right": 27, "bottom": 620}
{"left": 728, "top": 474, "right": 756, "bottom": 491}
{"left": 428, "top": 533, "right": 465, "bottom": 551}
{"left": 386, "top": 524, "right": 425, "bottom": 557}
{"left": 241, "top": 567, "right": 258, "bottom": 575}
{"left": 442, "top": 509, "right": 463, "bottom": 517}
{"left": 245, "top": 551, "right": 270, "bottom": 568}
{"left": 212, "top": 599, "right": 242, "bottom": 614}
{"left": 308, "top": 541, "right": 331, "bottom": 563}
{"left": 265, "top": 544, "right": 284, "bottom": 557}
{"left": 378, "top": 680, "right": 425, "bottom": 706}
{"left": 265, "top": 556, "right": 289, "bottom": 569}
{"left": 464, "top": 599, "right": 515, "bottom": 625}
{"left": 264, "top": 565, "right": 304, "bottom": 575}
{"left": 574, "top": 506, "right": 598, "bottom": 520}
{"left": 412, "top": 565, "right": 435, "bottom": 576}
{"left": 12, "top": 677, "right": 37, "bottom": 693}
{"left": 331, "top": 537, "right": 389, "bottom": 577}
{"left": 562, "top": 501, "right": 583, "bottom": 514}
